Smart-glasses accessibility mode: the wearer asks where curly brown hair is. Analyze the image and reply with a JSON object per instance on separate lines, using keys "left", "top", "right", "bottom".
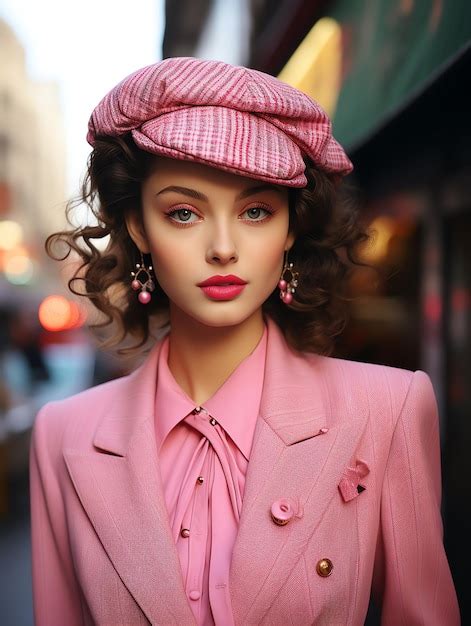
{"left": 46, "top": 134, "right": 370, "bottom": 355}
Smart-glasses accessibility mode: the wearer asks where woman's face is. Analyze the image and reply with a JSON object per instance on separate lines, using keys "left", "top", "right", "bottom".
{"left": 126, "top": 156, "right": 295, "bottom": 328}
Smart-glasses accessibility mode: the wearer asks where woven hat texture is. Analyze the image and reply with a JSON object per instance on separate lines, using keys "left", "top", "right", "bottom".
{"left": 87, "top": 57, "right": 353, "bottom": 187}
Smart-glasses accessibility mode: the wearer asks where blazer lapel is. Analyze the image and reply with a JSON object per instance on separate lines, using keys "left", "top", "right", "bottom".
{"left": 229, "top": 319, "right": 369, "bottom": 625}
{"left": 63, "top": 342, "right": 197, "bottom": 626}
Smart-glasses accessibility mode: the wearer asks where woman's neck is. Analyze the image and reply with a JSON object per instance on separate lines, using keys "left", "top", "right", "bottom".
{"left": 167, "top": 307, "right": 266, "bottom": 406}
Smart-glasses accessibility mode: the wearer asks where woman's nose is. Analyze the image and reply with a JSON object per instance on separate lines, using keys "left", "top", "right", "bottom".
{"left": 206, "top": 224, "right": 238, "bottom": 264}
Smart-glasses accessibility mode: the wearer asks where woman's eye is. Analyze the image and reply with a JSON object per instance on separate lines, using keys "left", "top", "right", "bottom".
{"left": 243, "top": 206, "right": 272, "bottom": 221}
{"left": 167, "top": 207, "right": 199, "bottom": 223}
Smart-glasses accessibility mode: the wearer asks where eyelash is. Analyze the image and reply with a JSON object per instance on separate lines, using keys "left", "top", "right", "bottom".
{"left": 164, "top": 203, "right": 275, "bottom": 227}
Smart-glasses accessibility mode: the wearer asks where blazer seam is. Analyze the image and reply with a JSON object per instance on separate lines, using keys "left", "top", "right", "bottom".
{"left": 381, "top": 370, "right": 416, "bottom": 485}
{"left": 302, "top": 552, "right": 315, "bottom": 622}
{"left": 378, "top": 370, "right": 416, "bottom": 626}
{"left": 348, "top": 361, "right": 370, "bottom": 625}
{"left": 350, "top": 495, "right": 361, "bottom": 626}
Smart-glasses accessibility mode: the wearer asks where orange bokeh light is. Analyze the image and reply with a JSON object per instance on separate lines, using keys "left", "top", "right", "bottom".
{"left": 38, "top": 295, "right": 86, "bottom": 332}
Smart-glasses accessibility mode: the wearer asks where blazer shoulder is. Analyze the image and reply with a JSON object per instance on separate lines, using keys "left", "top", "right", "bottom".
{"left": 33, "top": 372, "right": 135, "bottom": 442}
{"left": 307, "top": 351, "right": 415, "bottom": 387}
{"left": 305, "top": 352, "right": 425, "bottom": 416}
{"left": 309, "top": 354, "right": 437, "bottom": 435}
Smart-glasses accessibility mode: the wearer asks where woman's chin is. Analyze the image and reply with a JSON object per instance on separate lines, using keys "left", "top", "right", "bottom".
{"left": 171, "top": 302, "right": 263, "bottom": 330}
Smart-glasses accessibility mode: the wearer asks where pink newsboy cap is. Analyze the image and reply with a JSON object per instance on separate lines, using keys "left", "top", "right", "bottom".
{"left": 87, "top": 57, "right": 353, "bottom": 187}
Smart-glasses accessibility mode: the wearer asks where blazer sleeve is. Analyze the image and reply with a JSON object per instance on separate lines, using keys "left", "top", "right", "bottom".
{"left": 29, "top": 403, "right": 85, "bottom": 626}
{"left": 372, "top": 369, "right": 461, "bottom": 625}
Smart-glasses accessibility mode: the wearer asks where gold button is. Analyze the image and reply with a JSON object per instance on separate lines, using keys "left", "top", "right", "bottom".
{"left": 316, "top": 558, "right": 333, "bottom": 577}
{"left": 197, "top": 476, "right": 204, "bottom": 484}
{"left": 180, "top": 528, "right": 190, "bottom": 538}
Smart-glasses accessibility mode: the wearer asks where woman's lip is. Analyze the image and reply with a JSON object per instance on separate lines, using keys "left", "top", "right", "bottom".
{"left": 199, "top": 284, "right": 246, "bottom": 300}
{"left": 197, "top": 275, "right": 247, "bottom": 287}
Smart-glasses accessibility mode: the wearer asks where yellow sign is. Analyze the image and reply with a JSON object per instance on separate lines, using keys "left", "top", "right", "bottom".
{"left": 278, "top": 17, "right": 342, "bottom": 118}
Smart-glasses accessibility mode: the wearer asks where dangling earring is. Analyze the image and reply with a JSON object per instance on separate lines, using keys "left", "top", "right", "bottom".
{"left": 278, "top": 250, "right": 299, "bottom": 305}
{"left": 130, "top": 251, "right": 155, "bottom": 304}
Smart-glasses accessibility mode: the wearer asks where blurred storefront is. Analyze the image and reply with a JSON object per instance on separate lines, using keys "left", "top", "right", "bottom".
{"left": 248, "top": 1, "right": 471, "bottom": 621}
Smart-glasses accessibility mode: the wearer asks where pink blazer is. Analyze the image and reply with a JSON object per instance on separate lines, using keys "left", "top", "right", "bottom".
{"left": 29, "top": 318, "right": 460, "bottom": 625}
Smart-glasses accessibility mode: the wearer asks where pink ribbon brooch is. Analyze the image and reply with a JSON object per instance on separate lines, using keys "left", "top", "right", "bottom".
{"left": 338, "top": 459, "right": 370, "bottom": 502}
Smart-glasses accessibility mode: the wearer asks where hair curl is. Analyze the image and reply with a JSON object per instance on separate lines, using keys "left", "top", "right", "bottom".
{"left": 46, "top": 134, "right": 371, "bottom": 355}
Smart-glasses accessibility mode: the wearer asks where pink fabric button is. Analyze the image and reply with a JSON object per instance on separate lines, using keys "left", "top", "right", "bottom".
{"left": 189, "top": 590, "right": 201, "bottom": 601}
{"left": 270, "top": 498, "right": 295, "bottom": 525}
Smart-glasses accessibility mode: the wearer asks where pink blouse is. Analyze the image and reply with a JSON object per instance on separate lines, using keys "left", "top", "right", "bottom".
{"left": 154, "top": 325, "right": 267, "bottom": 626}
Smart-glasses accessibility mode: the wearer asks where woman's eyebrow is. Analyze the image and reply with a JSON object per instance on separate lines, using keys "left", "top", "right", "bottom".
{"left": 155, "top": 185, "right": 207, "bottom": 201}
{"left": 155, "top": 183, "right": 285, "bottom": 202}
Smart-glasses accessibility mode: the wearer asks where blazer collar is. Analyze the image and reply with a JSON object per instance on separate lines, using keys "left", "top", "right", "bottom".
{"left": 92, "top": 316, "right": 328, "bottom": 456}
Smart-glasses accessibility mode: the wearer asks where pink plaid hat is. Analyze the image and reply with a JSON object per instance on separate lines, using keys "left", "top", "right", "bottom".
{"left": 87, "top": 57, "right": 352, "bottom": 187}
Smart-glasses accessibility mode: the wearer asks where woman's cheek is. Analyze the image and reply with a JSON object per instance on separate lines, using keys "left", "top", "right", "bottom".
{"left": 254, "top": 241, "right": 285, "bottom": 277}
{"left": 148, "top": 233, "right": 191, "bottom": 273}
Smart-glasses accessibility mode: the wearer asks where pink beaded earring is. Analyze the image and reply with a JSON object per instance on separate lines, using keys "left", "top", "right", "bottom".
{"left": 130, "top": 251, "right": 155, "bottom": 304}
{"left": 278, "top": 250, "right": 299, "bottom": 305}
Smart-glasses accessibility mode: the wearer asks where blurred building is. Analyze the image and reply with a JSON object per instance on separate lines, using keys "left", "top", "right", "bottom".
{"left": 0, "top": 19, "right": 66, "bottom": 278}
{"left": 162, "top": 0, "right": 214, "bottom": 57}
{"left": 162, "top": 0, "right": 250, "bottom": 65}
{"left": 0, "top": 20, "right": 71, "bottom": 517}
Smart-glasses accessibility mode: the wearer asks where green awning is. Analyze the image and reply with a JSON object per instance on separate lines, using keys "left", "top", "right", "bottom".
{"left": 328, "top": 0, "right": 471, "bottom": 149}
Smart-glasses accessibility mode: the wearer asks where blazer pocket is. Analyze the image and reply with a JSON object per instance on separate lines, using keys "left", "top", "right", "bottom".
{"left": 338, "top": 459, "right": 369, "bottom": 502}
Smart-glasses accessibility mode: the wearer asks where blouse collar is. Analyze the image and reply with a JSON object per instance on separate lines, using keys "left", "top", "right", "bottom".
{"left": 154, "top": 324, "right": 267, "bottom": 461}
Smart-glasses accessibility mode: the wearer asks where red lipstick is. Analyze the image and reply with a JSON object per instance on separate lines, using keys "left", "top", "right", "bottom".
{"left": 197, "top": 275, "right": 247, "bottom": 287}
{"left": 197, "top": 275, "right": 247, "bottom": 301}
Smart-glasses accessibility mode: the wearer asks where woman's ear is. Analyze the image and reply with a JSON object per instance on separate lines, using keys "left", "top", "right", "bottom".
{"left": 285, "top": 230, "right": 296, "bottom": 251}
{"left": 125, "top": 210, "right": 151, "bottom": 254}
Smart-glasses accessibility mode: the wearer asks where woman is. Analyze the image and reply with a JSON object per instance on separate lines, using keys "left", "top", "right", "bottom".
{"left": 29, "top": 57, "right": 460, "bottom": 625}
